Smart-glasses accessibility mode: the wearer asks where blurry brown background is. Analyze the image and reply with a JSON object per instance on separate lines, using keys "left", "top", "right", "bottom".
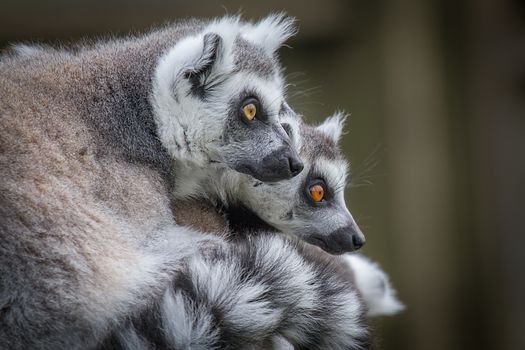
{"left": 2, "top": 1, "right": 524, "bottom": 349}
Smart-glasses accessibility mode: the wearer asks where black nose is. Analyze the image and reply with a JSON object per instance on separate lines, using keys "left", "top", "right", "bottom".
{"left": 288, "top": 155, "right": 304, "bottom": 177}
{"left": 243, "top": 147, "right": 304, "bottom": 182}
{"left": 352, "top": 231, "right": 365, "bottom": 250}
{"left": 311, "top": 224, "right": 366, "bottom": 254}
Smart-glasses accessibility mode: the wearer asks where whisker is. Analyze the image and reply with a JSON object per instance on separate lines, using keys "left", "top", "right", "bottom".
{"left": 347, "top": 144, "right": 384, "bottom": 189}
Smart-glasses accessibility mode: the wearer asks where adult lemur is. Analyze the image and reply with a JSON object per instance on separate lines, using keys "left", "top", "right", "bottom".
{"left": 103, "top": 113, "right": 403, "bottom": 349}
{"left": 0, "top": 15, "right": 376, "bottom": 349}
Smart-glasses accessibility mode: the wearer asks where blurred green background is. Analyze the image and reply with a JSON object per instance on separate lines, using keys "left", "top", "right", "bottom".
{"left": 2, "top": 1, "right": 524, "bottom": 349}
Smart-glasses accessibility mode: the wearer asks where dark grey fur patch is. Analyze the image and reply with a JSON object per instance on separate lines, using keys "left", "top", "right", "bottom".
{"left": 220, "top": 203, "right": 275, "bottom": 236}
{"left": 233, "top": 37, "right": 276, "bottom": 77}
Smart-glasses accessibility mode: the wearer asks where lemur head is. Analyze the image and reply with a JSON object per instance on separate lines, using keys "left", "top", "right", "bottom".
{"left": 234, "top": 112, "right": 366, "bottom": 254}
{"left": 152, "top": 15, "right": 303, "bottom": 182}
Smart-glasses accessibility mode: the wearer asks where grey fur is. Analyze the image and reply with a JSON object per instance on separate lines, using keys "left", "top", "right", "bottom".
{"left": 232, "top": 37, "right": 276, "bottom": 77}
{"left": 0, "top": 15, "right": 304, "bottom": 349}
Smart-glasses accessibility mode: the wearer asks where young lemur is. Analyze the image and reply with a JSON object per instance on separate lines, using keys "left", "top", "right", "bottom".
{"left": 171, "top": 110, "right": 366, "bottom": 254}
{"left": 1, "top": 14, "right": 378, "bottom": 349}
{"left": 103, "top": 113, "right": 403, "bottom": 349}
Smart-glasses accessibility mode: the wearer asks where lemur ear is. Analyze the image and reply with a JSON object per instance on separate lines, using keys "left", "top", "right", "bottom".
{"left": 280, "top": 104, "right": 304, "bottom": 149}
{"left": 244, "top": 13, "right": 297, "bottom": 53}
{"left": 316, "top": 112, "right": 347, "bottom": 144}
{"left": 183, "top": 33, "right": 223, "bottom": 95}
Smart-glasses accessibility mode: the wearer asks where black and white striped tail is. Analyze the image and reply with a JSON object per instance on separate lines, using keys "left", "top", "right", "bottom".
{"left": 101, "top": 234, "right": 369, "bottom": 349}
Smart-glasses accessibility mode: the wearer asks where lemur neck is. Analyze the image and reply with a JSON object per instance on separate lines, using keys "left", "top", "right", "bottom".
{"left": 204, "top": 171, "right": 278, "bottom": 236}
{"left": 172, "top": 161, "right": 279, "bottom": 236}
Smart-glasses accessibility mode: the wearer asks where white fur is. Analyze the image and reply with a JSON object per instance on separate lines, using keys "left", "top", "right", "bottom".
{"left": 344, "top": 254, "right": 405, "bottom": 316}
{"left": 11, "top": 43, "right": 46, "bottom": 57}
{"left": 188, "top": 250, "right": 283, "bottom": 334}
{"left": 271, "top": 336, "right": 295, "bottom": 350}
{"left": 257, "top": 235, "right": 318, "bottom": 311}
{"left": 116, "top": 326, "right": 152, "bottom": 350}
{"left": 162, "top": 289, "right": 220, "bottom": 349}
{"left": 316, "top": 111, "right": 347, "bottom": 144}
{"left": 242, "top": 13, "right": 297, "bottom": 53}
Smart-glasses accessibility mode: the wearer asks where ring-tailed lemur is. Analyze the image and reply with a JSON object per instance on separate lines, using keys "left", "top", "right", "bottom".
{"left": 0, "top": 15, "right": 315, "bottom": 349}
{"left": 102, "top": 114, "right": 403, "bottom": 349}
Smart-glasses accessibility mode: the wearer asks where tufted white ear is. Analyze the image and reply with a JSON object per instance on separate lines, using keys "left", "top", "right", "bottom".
{"left": 279, "top": 106, "right": 304, "bottom": 151}
{"left": 182, "top": 33, "right": 223, "bottom": 95}
{"left": 316, "top": 111, "right": 347, "bottom": 144}
{"left": 152, "top": 31, "right": 228, "bottom": 165}
{"left": 243, "top": 13, "right": 297, "bottom": 53}
{"left": 154, "top": 31, "right": 227, "bottom": 101}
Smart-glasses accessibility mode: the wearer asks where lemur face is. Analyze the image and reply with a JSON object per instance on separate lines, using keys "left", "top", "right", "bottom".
{"left": 239, "top": 113, "right": 366, "bottom": 254}
{"left": 152, "top": 16, "right": 303, "bottom": 182}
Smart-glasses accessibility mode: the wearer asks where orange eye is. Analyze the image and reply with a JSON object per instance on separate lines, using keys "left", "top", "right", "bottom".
{"left": 242, "top": 103, "right": 257, "bottom": 121}
{"left": 309, "top": 184, "right": 325, "bottom": 202}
